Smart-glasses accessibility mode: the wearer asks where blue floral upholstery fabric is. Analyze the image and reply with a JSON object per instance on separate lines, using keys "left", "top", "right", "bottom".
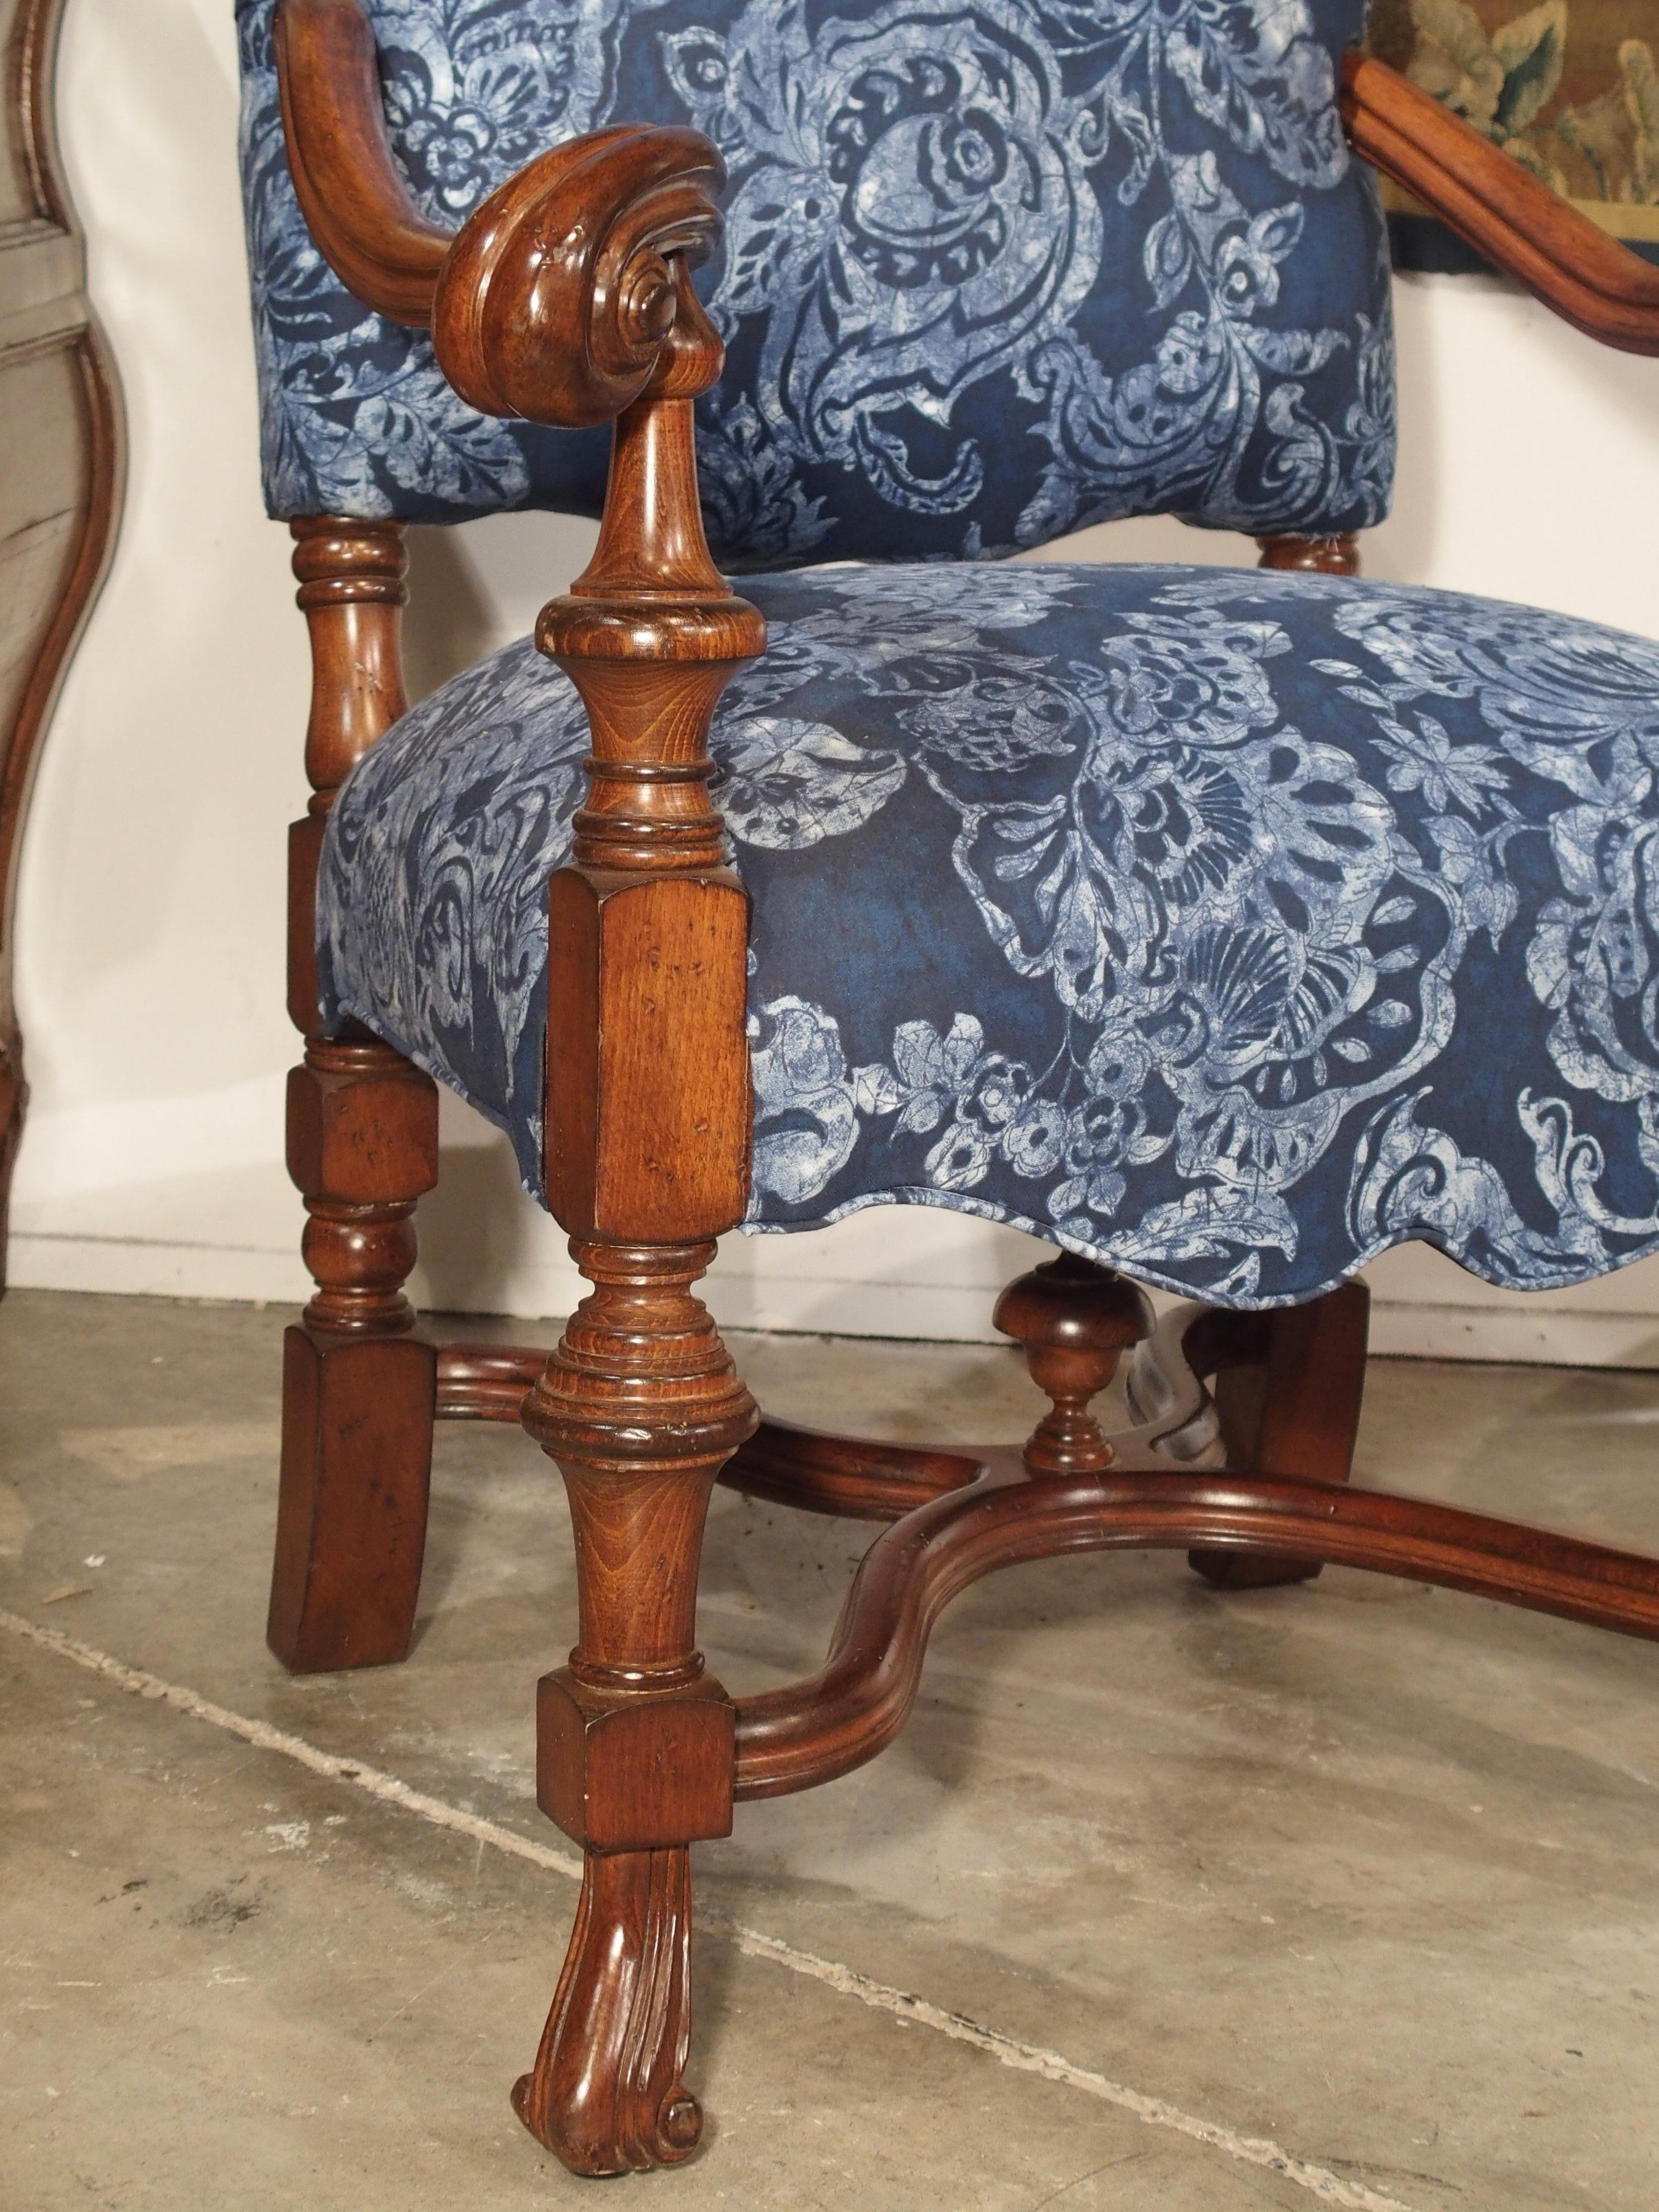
{"left": 318, "top": 561, "right": 1659, "bottom": 1307}
{"left": 235, "top": 0, "right": 1395, "bottom": 564}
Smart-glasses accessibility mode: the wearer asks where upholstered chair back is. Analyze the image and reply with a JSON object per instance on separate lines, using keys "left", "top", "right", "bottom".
{"left": 236, "top": 0, "right": 1395, "bottom": 568}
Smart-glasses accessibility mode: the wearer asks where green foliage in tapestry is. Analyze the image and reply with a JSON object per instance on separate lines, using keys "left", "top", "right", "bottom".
{"left": 1370, "top": 0, "right": 1659, "bottom": 202}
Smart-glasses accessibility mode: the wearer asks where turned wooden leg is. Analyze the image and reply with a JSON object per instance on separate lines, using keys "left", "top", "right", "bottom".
{"left": 993, "top": 1251, "right": 1153, "bottom": 1471}
{"left": 1189, "top": 1280, "right": 1370, "bottom": 1590}
{"left": 268, "top": 1037, "right": 440, "bottom": 1672}
{"left": 513, "top": 1238, "right": 755, "bottom": 2176}
{"left": 1256, "top": 531, "right": 1361, "bottom": 574}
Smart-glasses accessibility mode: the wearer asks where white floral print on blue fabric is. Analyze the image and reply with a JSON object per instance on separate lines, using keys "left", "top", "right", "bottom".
{"left": 235, "top": 0, "right": 1395, "bottom": 561}
{"left": 317, "top": 561, "right": 1659, "bottom": 1308}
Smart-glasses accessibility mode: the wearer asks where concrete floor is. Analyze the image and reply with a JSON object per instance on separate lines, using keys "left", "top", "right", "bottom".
{"left": 2, "top": 1293, "right": 1658, "bottom": 2209}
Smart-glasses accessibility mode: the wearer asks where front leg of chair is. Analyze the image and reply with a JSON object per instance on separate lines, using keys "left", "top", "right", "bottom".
{"left": 413, "top": 149, "right": 766, "bottom": 2161}
{"left": 510, "top": 576, "right": 760, "bottom": 2174}
{"left": 515, "top": 1239, "right": 753, "bottom": 2174}
{"left": 1189, "top": 1280, "right": 1371, "bottom": 1589}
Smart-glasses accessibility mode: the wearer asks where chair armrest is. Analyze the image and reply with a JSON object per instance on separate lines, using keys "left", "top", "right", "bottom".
{"left": 274, "top": 0, "right": 449, "bottom": 325}
{"left": 274, "top": 0, "right": 726, "bottom": 425}
{"left": 275, "top": 0, "right": 764, "bottom": 1244}
{"left": 1342, "top": 51, "right": 1659, "bottom": 356}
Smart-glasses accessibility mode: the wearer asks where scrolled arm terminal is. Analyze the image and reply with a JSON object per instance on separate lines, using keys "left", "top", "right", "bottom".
{"left": 435, "top": 127, "right": 727, "bottom": 425}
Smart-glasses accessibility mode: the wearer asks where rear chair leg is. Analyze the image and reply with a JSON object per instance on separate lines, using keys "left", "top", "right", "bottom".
{"left": 1189, "top": 1280, "right": 1371, "bottom": 1590}
{"left": 269, "top": 1037, "right": 439, "bottom": 1671}
{"left": 270, "top": 517, "right": 437, "bottom": 1673}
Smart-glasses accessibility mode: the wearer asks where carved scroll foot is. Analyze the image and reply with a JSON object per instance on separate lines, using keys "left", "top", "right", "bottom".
{"left": 513, "top": 1846, "right": 701, "bottom": 2175}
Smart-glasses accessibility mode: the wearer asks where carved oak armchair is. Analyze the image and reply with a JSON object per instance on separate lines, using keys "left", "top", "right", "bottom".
{"left": 239, "top": 0, "right": 1659, "bottom": 2178}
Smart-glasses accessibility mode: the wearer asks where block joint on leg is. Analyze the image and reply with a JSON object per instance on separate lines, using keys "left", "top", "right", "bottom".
{"left": 269, "top": 1036, "right": 440, "bottom": 1673}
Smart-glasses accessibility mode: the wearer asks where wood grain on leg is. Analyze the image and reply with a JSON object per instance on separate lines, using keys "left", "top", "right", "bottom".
{"left": 276, "top": 46, "right": 759, "bottom": 2153}
{"left": 513, "top": 1846, "right": 702, "bottom": 2172}
{"left": 271, "top": 1036, "right": 439, "bottom": 1670}
{"left": 1189, "top": 1281, "right": 1370, "bottom": 1590}
{"left": 469, "top": 152, "right": 762, "bottom": 2171}
{"left": 265, "top": 6, "right": 1659, "bottom": 2182}
{"left": 516, "top": 1240, "right": 753, "bottom": 2172}
{"left": 269, "top": 517, "right": 440, "bottom": 1674}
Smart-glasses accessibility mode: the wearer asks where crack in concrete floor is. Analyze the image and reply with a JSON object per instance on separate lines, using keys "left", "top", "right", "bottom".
{"left": 0, "top": 1608, "right": 1414, "bottom": 2211}
{"left": 4, "top": 1292, "right": 1658, "bottom": 2207}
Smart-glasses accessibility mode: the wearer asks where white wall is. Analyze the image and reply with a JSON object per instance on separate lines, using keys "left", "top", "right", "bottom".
{"left": 13, "top": 0, "right": 1659, "bottom": 1362}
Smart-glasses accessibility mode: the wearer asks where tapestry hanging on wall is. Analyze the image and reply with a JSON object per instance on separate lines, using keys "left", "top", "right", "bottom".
{"left": 1368, "top": 0, "right": 1659, "bottom": 269}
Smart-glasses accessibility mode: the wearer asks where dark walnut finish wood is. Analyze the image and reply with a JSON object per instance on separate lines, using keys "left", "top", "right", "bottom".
{"left": 1257, "top": 532, "right": 1360, "bottom": 575}
{"left": 0, "top": 0, "right": 123, "bottom": 1288}
{"left": 489, "top": 145, "right": 759, "bottom": 2176}
{"left": 1343, "top": 51, "right": 1659, "bottom": 355}
{"left": 728, "top": 1298, "right": 1659, "bottom": 1803}
{"left": 515, "top": 1241, "right": 751, "bottom": 2173}
{"left": 435, "top": 1297, "right": 1659, "bottom": 1821}
{"left": 278, "top": 18, "right": 761, "bottom": 2162}
{"left": 1187, "top": 1280, "right": 1370, "bottom": 1590}
{"left": 269, "top": 517, "right": 440, "bottom": 1675}
{"left": 275, "top": 0, "right": 448, "bottom": 323}
{"left": 992, "top": 1250, "right": 1152, "bottom": 1473}
{"left": 271, "top": 0, "right": 1659, "bottom": 2179}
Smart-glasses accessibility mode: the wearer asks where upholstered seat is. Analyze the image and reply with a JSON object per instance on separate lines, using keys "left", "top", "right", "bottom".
{"left": 319, "top": 557, "right": 1659, "bottom": 1307}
